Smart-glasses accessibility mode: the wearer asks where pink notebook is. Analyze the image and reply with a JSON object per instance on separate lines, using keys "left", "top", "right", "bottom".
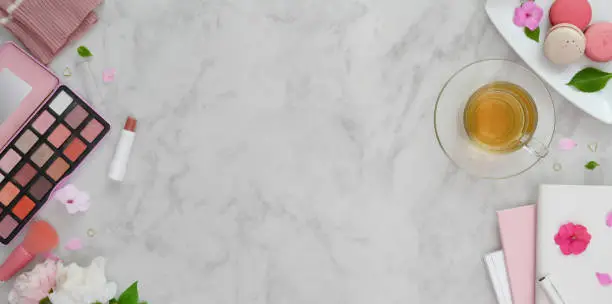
{"left": 497, "top": 205, "right": 536, "bottom": 304}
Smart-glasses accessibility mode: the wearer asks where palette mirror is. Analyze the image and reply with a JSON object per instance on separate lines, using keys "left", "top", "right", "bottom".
{"left": 0, "top": 68, "right": 31, "bottom": 122}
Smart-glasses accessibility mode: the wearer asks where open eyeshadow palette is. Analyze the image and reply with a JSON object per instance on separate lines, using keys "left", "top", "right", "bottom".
{"left": 0, "top": 42, "right": 110, "bottom": 244}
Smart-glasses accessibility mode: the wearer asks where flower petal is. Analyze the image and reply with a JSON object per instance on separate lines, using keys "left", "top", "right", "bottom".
{"left": 513, "top": 8, "right": 528, "bottom": 27}
{"left": 53, "top": 184, "right": 78, "bottom": 203}
{"left": 597, "top": 272, "right": 612, "bottom": 286}
{"left": 78, "top": 199, "right": 91, "bottom": 212}
{"left": 102, "top": 68, "right": 116, "bottom": 83}
{"left": 560, "top": 244, "right": 572, "bottom": 255}
{"left": 65, "top": 203, "right": 80, "bottom": 214}
{"left": 525, "top": 18, "right": 539, "bottom": 31}
{"left": 559, "top": 138, "right": 577, "bottom": 151}
{"left": 606, "top": 211, "right": 612, "bottom": 227}
{"left": 558, "top": 223, "right": 574, "bottom": 238}
{"left": 574, "top": 225, "right": 592, "bottom": 242}
{"left": 529, "top": 6, "right": 544, "bottom": 20}
{"left": 64, "top": 238, "right": 83, "bottom": 251}
{"left": 521, "top": 1, "right": 537, "bottom": 11}
{"left": 74, "top": 191, "right": 90, "bottom": 206}
{"left": 570, "top": 240, "right": 589, "bottom": 254}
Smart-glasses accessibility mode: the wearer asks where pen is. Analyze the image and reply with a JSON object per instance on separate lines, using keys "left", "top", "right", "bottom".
{"left": 538, "top": 275, "right": 566, "bottom": 304}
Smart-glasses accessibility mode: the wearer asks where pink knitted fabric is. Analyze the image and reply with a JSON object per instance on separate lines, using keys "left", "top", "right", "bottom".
{"left": 0, "top": 0, "right": 102, "bottom": 65}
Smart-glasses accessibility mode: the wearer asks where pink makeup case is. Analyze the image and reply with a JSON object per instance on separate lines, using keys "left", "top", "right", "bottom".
{"left": 0, "top": 42, "right": 109, "bottom": 244}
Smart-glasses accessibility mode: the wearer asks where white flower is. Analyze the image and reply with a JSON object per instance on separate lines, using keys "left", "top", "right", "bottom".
{"left": 8, "top": 259, "right": 58, "bottom": 304}
{"left": 48, "top": 257, "right": 117, "bottom": 304}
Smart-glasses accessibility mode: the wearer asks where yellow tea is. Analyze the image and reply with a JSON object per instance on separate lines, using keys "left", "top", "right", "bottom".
{"left": 463, "top": 81, "right": 537, "bottom": 153}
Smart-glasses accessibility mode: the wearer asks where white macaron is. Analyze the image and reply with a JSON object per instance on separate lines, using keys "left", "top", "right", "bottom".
{"left": 543, "top": 23, "right": 586, "bottom": 65}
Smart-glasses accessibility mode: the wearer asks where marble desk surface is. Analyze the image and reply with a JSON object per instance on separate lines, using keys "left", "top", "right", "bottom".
{"left": 0, "top": 0, "right": 611, "bottom": 303}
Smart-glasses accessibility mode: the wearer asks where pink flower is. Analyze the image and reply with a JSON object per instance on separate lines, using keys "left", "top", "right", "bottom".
{"left": 554, "top": 223, "right": 592, "bottom": 255}
{"left": 596, "top": 272, "right": 612, "bottom": 286}
{"left": 103, "top": 68, "right": 116, "bottom": 83}
{"left": 513, "top": 1, "right": 543, "bottom": 31}
{"left": 559, "top": 138, "right": 577, "bottom": 151}
{"left": 64, "top": 238, "right": 83, "bottom": 251}
{"left": 8, "top": 259, "right": 58, "bottom": 304}
{"left": 53, "top": 184, "right": 90, "bottom": 214}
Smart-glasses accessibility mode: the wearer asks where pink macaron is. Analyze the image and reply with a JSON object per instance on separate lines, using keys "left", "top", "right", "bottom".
{"left": 585, "top": 23, "right": 612, "bottom": 62}
{"left": 549, "top": 0, "right": 592, "bottom": 31}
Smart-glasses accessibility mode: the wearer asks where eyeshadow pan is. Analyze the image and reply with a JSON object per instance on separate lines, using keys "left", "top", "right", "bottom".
{"left": 0, "top": 149, "right": 20, "bottom": 173}
{"left": 46, "top": 158, "right": 69, "bottom": 181}
{"left": 14, "top": 163, "right": 36, "bottom": 186}
{"left": 31, "top": 144, "right": 53, "bottom": 168}
{"left": 0, "top": 216, "right": 17, "bottom": 239}
{"left": 65, "top": 105, "right": 88, "bottom": 129}
{"left": 29, "top": 177, "right": 52, "bottom": 200}
{"left": 81, "top": 119, "right": 104, "bottom": 142}
{"left": 48, "top": 124, "right": 71, "bottom": 148}
{"left": 49, "top": 91, "right": 73, "bottom": 115}
{"left": 13, "top": 196, "right": 34, "bottom": 220}
{"left": 32, "top": 111, "right": 55, "bottom": 134}
{"left": 64, "top": 138, "right": 86, "bottom": 162}
{"left": 0, "top": 182, "right": 19, "bottom": 206}
{"left": 14, "top": 130, "right": 37, "bottom": 153}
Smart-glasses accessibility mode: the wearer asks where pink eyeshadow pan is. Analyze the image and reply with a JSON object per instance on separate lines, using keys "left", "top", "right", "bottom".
{"left": 0, "top": 149, "right": 20, "bottom": 173}
{"left": 32, "top": 111, "right": 54, "bottom": 134}
{"left": 48, "top": 124, "right": 71, "bottom": 148}
{"left": 0, "top": 216, "right": 17, "bottom": 239}
{"left": 65, "top": 105, "right": 88, "bottom": 129}
{"left": 81, "top": 119, "right": 103, "bottom": 142}
{"left": 14, "top": 163, "right": 36, "bottom": 186}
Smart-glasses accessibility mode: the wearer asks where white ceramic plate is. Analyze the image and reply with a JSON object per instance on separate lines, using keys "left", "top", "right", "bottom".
{"left": 486, "top": 0, "right": 612, "bottom": 124}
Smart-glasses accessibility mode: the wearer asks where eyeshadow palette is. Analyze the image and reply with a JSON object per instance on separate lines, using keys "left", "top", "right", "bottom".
{"left": 0, "top": 86, "right": 109, "bottom": 243}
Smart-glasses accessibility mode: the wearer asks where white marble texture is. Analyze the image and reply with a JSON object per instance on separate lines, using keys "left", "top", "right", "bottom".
{"left": 0, "top": 0, "right": 611, "bottom": 303}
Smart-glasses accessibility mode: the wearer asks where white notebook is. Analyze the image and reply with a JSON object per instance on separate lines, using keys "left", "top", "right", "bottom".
{"left": 536, "top": 185, "right": 612, "bottom": 304}
{"left": 485, "top": 250, "right": 513, "bottom": 304}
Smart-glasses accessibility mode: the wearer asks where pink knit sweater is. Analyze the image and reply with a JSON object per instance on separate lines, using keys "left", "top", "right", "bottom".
{"left": 0, "top": 0, "right": 102, "bottom": 65}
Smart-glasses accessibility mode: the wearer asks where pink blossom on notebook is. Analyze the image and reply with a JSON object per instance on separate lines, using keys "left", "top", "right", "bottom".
{"left": 554, "top": 223, "right": 591, "bottom": 255}
{"left": 596, "top": 273, "right": 612, "bottom": 286}
{"left": 606, "top": 211, "right": 612, "bottom": 227}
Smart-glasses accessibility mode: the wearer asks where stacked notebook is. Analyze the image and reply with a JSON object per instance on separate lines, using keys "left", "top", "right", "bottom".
{"left": 487, "top": 185, "right": 612, "bottom": 304}
{"left": 484, "top": 250, "right": 513, "bottom": 304}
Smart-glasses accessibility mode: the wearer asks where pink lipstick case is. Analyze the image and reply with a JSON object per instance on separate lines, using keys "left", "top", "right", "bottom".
{"left": 0, "top": 42, "right": 109, "bottom": 244}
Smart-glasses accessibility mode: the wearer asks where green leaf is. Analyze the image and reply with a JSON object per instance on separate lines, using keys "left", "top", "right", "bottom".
{"left": 567, "top": 67, "right": 612, "bottom": 93}
{"left": 77, "top": 46, "right": 93, "bottom": 58}
{"left": 119, "top": 281, "right": 139, "bottom": 304}
{"left": 585, "top": 161, "right": 600, "bottom": 170}
{"left": 39, "top": 297, "right": 52, "bottom": 304}
{"left": 524, "top": 27, "right": 540, "bottom": 42}
{"left": 109, "top": 299, "right": 119, "bottom": 304}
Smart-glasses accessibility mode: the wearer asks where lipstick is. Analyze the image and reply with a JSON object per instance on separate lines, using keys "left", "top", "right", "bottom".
{"left": 109, "top": 116, "right": 136, "bottom": 181}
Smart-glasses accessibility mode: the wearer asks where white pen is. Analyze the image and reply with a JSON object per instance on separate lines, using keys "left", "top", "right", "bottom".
{"left": 538, "top": 275, "right": 566, "bottom": 304}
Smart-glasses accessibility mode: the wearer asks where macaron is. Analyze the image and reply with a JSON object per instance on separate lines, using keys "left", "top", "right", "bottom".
{"left": 585, "top": 23, "right": 612, "bottom": 62}
{"left": 544, "top": 23, "right": 586, "bottom": 65}
{"left": 549, "top": 0, "right": 592, "bottom": 31}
